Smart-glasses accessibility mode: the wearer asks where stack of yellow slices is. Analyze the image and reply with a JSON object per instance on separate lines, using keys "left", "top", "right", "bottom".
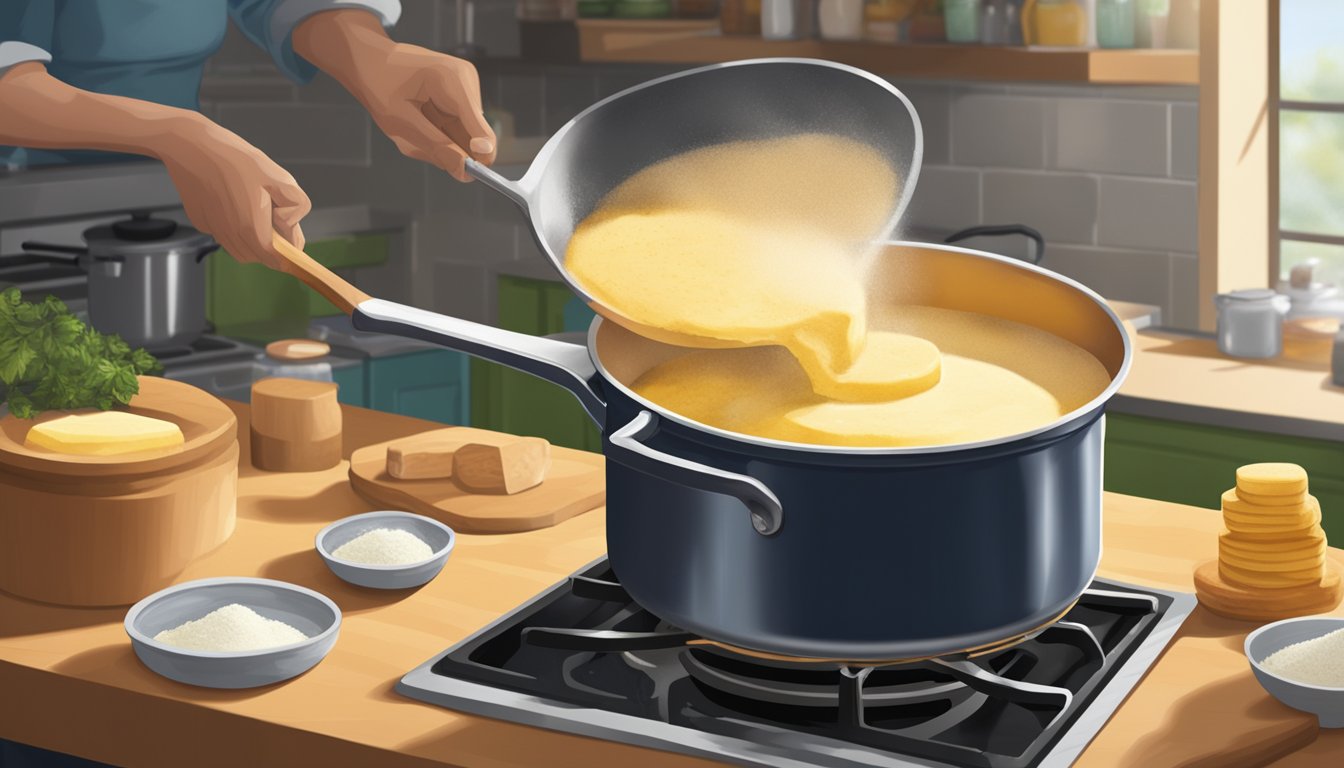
{"left": 1195, "top": 463, "right": 1342, "bottom": 621}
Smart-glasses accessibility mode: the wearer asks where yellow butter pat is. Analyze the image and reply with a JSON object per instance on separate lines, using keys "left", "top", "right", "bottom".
{"left": 25, "top": 412, "right": 185, "bottom": 456}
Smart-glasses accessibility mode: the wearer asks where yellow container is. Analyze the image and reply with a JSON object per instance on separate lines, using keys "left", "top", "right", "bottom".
{"left": 1022, "top": 0, "right": 1087, "bottom": 46}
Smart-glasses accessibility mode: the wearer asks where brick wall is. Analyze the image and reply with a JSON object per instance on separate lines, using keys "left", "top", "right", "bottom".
{"left": 200, "top": 3, "right": 1200, "bottom": 328}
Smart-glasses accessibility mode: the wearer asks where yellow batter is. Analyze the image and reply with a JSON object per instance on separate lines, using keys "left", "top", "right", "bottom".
{"left": 632, "top": 306, "right": 1111, "bottom": 448}
{"left": 565, "top": 134, "right": 928, "bottom": 398}
{"left": 566, "top": 134, "right": 1111, "bottom": 448}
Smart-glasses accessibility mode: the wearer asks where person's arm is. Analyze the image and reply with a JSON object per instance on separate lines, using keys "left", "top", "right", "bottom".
{"left": 292, "top": 9, "right": 495, "bottom": 181}
{"left": 0, "top": 62, "right": 310, "bottom": 267}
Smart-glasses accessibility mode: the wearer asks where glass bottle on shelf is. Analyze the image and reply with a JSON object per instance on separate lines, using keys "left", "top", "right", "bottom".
{"left": 1134, "top": 0, "right": 1168, "bottom": 47}
{"left": 761, "top": 0, "right": 814, "bottom": 39}
{"left": 1095, "top": 0, "right": 1134, "bottom": 48}
{"left": 863, "top": 0, "right": 917, "bottom": 42}
{"left": 1021, "top": 0, "right": 1086, "bottom": 47}
{"left": 979, "top": 0, "right": 1021, "bottom": 44}
{"left": 906, "top": 0, "right": 946, "bottom": 43}
{"left": 721, "top": 0, "right": 762, "bottom": 32}
{"left": 944, "top": 0, "right": 982, "bottom": 42}
{"left": 818, "top": 0, "right": 866, "bottom": 39}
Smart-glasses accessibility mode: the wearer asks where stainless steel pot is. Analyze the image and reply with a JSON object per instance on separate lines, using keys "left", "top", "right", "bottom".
{"left": 25, "top": 213, "right": 217, "bottom": 350}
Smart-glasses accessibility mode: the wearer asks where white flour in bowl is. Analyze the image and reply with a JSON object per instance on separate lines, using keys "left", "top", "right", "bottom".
{"left": 1260, "top": 627, "right": 1344, "bottom": 687}
{"left": 153, "top": 604, "right": 307, "bottom": 652}
{"left": 331, "top": 527, "right": 433, "bottom": 565}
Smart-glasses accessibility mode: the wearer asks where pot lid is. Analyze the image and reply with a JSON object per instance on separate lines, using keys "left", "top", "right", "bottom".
{"left": 83, "top": 212, "right": 216, "bottom": 255}
{"left": 1223, "top": 288, "right": 1278, "bottom": 302}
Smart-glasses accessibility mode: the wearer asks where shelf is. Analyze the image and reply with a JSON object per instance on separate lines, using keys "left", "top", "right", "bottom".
{"left": 574, "top": 20, "right": 1199, "bottom": 85}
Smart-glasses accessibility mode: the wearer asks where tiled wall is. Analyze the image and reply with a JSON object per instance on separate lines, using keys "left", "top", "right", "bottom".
{"left": 200, "top": 2, "right": 1200, "bottom": 329}
{"left": 901, "top": 82, "right": 1199, "bottom": 328}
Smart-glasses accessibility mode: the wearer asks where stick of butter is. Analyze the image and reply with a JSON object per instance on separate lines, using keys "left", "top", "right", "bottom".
{"left": 25, "top": 411, "right": 185, "bottom": 456}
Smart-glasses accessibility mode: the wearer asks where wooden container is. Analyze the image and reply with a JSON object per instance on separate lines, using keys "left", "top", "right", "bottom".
{"left": 0, "top": 378, "right": 238, "bottom": 607}
{"left": 250, "top": 378, "right": 342, "bottom": 472}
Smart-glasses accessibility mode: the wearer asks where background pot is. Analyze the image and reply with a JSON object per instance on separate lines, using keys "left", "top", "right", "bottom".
{"left": 23, "top": 213, "right": 217, "bottom": 351}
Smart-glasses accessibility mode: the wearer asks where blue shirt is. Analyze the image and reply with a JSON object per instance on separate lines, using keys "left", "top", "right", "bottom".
{"left": 0, "top": 0, "right": 399, "bottom": 168}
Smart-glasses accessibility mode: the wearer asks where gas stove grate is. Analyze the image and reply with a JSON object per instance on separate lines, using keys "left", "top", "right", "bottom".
{"left": 399, "top": 559, "right": 1195, "bottom": 768}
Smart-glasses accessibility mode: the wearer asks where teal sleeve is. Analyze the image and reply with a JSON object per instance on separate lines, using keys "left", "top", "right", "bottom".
{"left": 227, "top": 0, "right": 401, "bottom": 85}
{"left": 0, "top": 0, "right": 54, "bottom": 49}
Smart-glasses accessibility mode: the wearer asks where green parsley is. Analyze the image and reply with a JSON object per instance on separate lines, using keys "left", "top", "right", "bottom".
{"left": 0, "top": 287, "right": 162, "bottom": 418}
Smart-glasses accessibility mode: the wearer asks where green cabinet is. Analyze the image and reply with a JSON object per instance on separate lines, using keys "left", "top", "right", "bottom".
{"left": 470, "top": 276, "right": 601, "bottom": 451}
{"left": 330, "top": 362, "right": 367, "bottom": 408}
{"left": 1104, "top": 412, "right": 1344, "bottom": 542}
{"left": 206, "top": 235, "right": 390, "bottom": 343}
{"left": 368, "top": 350, "right": 471, "bottom": 425}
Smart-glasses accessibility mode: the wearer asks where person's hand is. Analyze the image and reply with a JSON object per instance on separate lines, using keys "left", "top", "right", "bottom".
{"left": 352, "top": 43, "right": 497, "bottom": 181}
{"left": 155, "top": 114, "right": 311, "bottom": 270}
{"left": 294, "top": 10, "right": 496, "bottom": 182}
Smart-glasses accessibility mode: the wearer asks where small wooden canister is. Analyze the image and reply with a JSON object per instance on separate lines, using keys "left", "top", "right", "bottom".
{"left": 250, "top": 378, "right": 343, "bottom": 472}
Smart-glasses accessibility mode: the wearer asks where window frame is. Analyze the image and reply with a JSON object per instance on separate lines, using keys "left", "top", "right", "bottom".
{"left": 1271, "top": 1, "right": 1344, "bottom": 281}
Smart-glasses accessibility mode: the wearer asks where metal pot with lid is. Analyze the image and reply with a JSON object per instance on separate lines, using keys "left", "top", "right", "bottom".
{"left": 24, "top": 212, "right": 218, "bottom": 350}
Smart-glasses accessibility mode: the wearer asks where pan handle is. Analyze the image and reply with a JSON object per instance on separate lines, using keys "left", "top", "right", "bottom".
{"left": 607, "top": 410, "right": 783, "bottom": 536}
{"left": 268, "top": 231, "right": 606, "bottom": 424}
{"left": 466, "top": 158, "right": 529, "bottom": 210}
{"left": 354, "top": 298, "right": 606, "bottom": 425}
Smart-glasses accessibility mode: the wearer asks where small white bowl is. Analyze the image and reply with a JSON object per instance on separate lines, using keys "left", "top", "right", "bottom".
{"left": 125, "top": 577, "right": 341, "bottom": 689}
{"left": 1245, "top": 616, "right": 1344, "bottom": 728}
{"left": 316, "top": 510, "right": 455, "bottom": 590}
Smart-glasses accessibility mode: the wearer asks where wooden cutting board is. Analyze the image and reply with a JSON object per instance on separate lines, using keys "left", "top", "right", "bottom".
{"left": 348, "top": 427, "right": 605, "bottom": 533}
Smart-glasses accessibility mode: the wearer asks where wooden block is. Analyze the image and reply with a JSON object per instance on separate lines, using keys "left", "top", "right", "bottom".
{"left": 383, "top": 430, "right": 520, "bottom": 480}
{"left": 347, "top": 427, "right": 603, "bottom": 533}
{"left": 453, "top": 438, "right": 551, "bottom": 495}
{"left": 387, "top": 440, "right": 461, "bottom": 480}
{"left": 1236, "top": 463, "right": 1309, "bottom": 497}
{"left": 1195, "top": 559, "right": 1343, "bottom": 622}
{"left": 250, "top": 378, "right": 342, "bottom": 472}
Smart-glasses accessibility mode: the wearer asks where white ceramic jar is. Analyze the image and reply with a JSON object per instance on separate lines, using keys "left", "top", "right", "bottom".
{"left": 1215, "top": 289, "right": 1291, "bottom": 359}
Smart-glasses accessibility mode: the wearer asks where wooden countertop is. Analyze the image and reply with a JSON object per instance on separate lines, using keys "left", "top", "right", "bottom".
{"left": 2, "top": 402, "right": 1342, "bottom": 767}
{"left": 1113, "top": 326, "right": 1344, "bottom": 442}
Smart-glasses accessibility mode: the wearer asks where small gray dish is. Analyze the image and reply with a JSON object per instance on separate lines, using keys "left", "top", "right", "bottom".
{"left": 316, "top": 510, "right": 455, "bottom": 590}
{"left": 125, "top": 577, "right": 341, "bottom": 689}
{"left": 1246, "top": 616, "right": 1344, "bottom": 728}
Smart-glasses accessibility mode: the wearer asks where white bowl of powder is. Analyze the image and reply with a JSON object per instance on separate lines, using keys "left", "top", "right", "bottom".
{"left": 316, "top": 510, "right": 456, "bottom": 590}
{"left": 124, "top": 577, "right": 341, "bottom": 688}
{"left": 1246, "top": 616, "right": 1344, "bottom": 728}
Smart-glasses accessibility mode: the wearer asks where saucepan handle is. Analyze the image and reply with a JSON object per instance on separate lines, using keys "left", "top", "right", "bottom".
{"left": 606, "top": 410, "right": 784, "bottom": 537}
{"left": 268, "top": 232, "right": 606, "bottom": 424}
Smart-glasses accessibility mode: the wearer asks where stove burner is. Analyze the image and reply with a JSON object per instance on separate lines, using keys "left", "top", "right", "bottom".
{"left": 399, "top": 559, "right": 1195, "bottom": 768}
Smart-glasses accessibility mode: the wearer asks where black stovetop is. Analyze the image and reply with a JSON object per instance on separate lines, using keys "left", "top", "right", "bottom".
{"left": 398, "top": 558, "right": 1195, "bottom": 768}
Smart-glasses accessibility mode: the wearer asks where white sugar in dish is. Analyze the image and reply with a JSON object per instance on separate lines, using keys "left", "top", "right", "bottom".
{"left": 1260, "top": 627, "right": 1344, "bottom": 687}
{"left": 330, "top": 527, "right": 434, "bottom": 565}
{"left": 153, "top": 604, "right": 308, "bottom": 652}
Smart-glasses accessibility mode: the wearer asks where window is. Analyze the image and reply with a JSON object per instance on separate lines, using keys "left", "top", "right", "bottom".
{"left": 1277, "top": 0, "right": 1344, "bottom": 285}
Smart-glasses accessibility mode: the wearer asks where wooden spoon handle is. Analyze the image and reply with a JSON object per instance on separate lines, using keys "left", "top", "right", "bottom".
{"left": 270, "top": 231, "right": 371, "bottom": 315}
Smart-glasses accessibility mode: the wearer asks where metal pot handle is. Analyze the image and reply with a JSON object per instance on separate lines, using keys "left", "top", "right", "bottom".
{"left": 607, "top": 410, "right": 784, "bottom": 536}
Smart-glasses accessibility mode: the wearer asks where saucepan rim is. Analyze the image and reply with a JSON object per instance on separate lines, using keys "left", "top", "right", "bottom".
{"left": 586, "top": 240, "right": 1133, "bottom": 457}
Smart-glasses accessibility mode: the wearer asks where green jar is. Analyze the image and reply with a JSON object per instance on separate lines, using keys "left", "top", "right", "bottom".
{"left": 1096, "top": 0, "right": 1136, "bottom": 48}
{"left": 944, "top": 0, "right": 982, "bottom": 43}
